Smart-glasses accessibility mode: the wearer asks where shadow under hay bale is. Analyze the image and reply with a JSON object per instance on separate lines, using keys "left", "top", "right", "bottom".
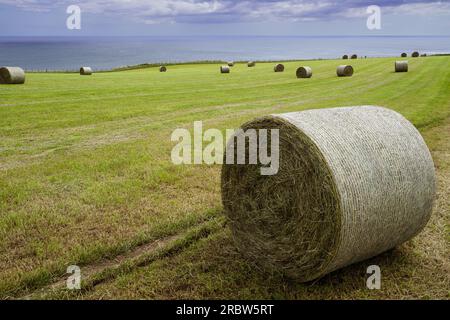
{"left": 0, "top": 67, "right": 25, "bottom": 84}
{"left": 395, "top": 61, "right": 408, "bottom": 73}
{"left": 351, "top": 54, "right": 358, "bottom": 59}
{"left": 221, "top": 106, "right": 436, "bottom": 282}
{"left": 248, "top": 61, "right": 255, "bottom": 67}
{"left": 401, "top": 53, "right": 408, "bottom": 58}
{"left": 342, "top": 55, "right": 349, "bottom": 60}
{"left": 159, "top": 66, "right": 167, "bottom": 72}
{"left": 274, "top": 64, "right": 285, "bottom": 72}
{"left": 296, "top": 66, "right": 312, "bottom": 78}
{"left": 80, "top": 67, "right": 93, "bottom": 75}
{"left": 220, "top": 66, "right": 230, "bottom": 74}
{"left": 336, "top": 65, "right": 354, "bottom": 77}
{"left": 412, "top": 51, "right": 420, "bottom": 58}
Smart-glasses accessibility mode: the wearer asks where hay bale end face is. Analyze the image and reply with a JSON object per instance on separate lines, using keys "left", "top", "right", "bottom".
{"left": 228, "top": 61, "right": 235, "bottom": 67}
{"left": 0, "top": 67, "right": 25, "bottom": 84}
{"left": 221, "top": 106, "right": 436, "bottom": 282}
{"left": 248, "top": 61, "right": 256, "bottom": 67}
{"left": 401, "top": 53, "right": 408, "bottom": 58}
{"left": 412, "top": 51, "right": 420, "bottom": 58}
{"left": 274, "top": 64, "right": 285, "bottom": 72}
{"left": 220, "top": 66, "right": 230, "bottom": 74}
{"left": 159, "top": 66, "right": 167, "bottom": 72}
{"left": 336, "top": 65, "right": 354, "bottom": 77}
{"left": 80, "top": 67, "right": 93, "bottom": 75}
{"left": 342, "top": 55, "right": 349, "bottom": 60}
{"left": 296, "top": 66, "right": 312, "bottom": 79}
{"left": 351, "top": 54, "right": 358, "bottom": 59}
{"left": 395, "top": 61, "right": 408, "bottom": 73}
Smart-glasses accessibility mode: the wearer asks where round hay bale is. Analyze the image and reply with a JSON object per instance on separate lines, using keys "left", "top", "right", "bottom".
{"left": 220, "top": 66, "right": 230, "bottom": 74}
{"left": 395, "top": 61, "right": 408, "bottom": 73}
{"left": 228, "top": 61, "right": 235, "bottom": 67}
{"left": 0, "top": 67, "right": 25, "bottom": 84}
{"left": 351, "top": 54, "right": 358, "bottom": 59}
{"left": 221, "top": 106, "right": 436, "bottom": 282}
{"left": 412, "top": 51, "right": 420, "bottom": 58}
{"left": 80, "top": 67, "right": 93, "bottom": 75}
{"left": 421, "top": 53, "right": 427, "bottom": 57}
{"left": 248, "top": 61, "right": 256, "bottom": 67}
{"left": 401, "top": 53, "right": 408, "bottom": 58}
{"left": 296, "top": 66, "right": 312, "bottom": 79}
{"left": 159, "top": 66, "right": 167, "bottom": 72}
{"left": 342, "top": 55, "right": 349, "bottom": 60}
{"left": 274, "top": 64, "right": 285, "bottom": 72}
{"left": 336, "top": 65, "right": 354, "bottom": 77}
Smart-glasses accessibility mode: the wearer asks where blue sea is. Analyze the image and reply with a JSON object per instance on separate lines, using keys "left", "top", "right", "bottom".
{"left": 0, "top": 36, "right": 449, "bottom": 71}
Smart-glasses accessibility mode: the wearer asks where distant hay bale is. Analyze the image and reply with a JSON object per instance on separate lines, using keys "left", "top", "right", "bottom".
{"left": 401, "top": 53, "right": 408, "bottom": 58}
{"left": 80, "top": 67, "right": 93, "bottom": 75}
{"left": 274, "top": 64, "right": 285, "bottom": 72}
{"left": 395, "top": 61, "right": 408, "bottom": 73}
{"left": 351, "top": 54, "right": 358, "bottom": 59}
{"left": 248, "top": 61, "right": 256, "bottom": 67}
{"left": 296, "top": 66, "right": 312, "bottom": 78}
{"left": 421, "top": 53, "right": 427, "bottom": 57}
{"left": 412, "top": 51, "right": 420, "bottom": 58}
{"left": 342, "top": 55, "right": 349, "bottom": 60}
{"left": 336, "top": 65, "right": 354, "bottom": 77}
{"left": 221, "top": 106, "right": 436, "bottom": 282}
{"left": 228, "top": 61, "right": 235, "bottom": 67}
{"left": 159, "top": 66, "right": 167, "bottom": 72}
{"left": 220, "top": 66, "right": 230, "bottom": 74}
{"left": 0, "top": 67, "right": 25, "bottom": 84}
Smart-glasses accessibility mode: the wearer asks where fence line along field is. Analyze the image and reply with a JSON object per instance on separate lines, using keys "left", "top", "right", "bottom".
{"left": 0, "top": 56, "right": 449, "bottom": 299}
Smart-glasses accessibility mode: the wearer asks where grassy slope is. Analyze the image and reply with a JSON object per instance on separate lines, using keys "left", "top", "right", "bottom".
{"left": 0, "top": 57, "right": 449, "bottom": 299}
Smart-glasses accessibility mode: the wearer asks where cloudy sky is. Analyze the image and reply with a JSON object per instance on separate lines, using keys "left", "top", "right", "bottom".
{"left": 1, "top": 0, "right": 449, "bottom": 36}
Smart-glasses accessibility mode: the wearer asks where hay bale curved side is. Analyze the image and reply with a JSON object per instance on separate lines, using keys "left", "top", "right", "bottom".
{"left": 274, "top": 64, "right": 285, "bottom": 72}
{"left": 337, "top": 65, "right": 354, "bottom": 77}
{"left": 227, "top": 61, "right": 235, "bottom": 67}
{"left": 159, "top": 66, "right": 167, "bottom": 72}
{"left": 221, "top": 106, "right": 436, "bottom": 282}
{"left": 248, "top": 61, "right": 256, "bottom": 67}
{"left": 296, "top": 66, "right": 312, "bottom": 78}
{"left": 220, "top": 66, "right": 230, "bottom": 74}
{"left": 80, "top": 67, "right": 93, "bottom": 75}
{"left": 412, "top": 51, "right": 420, "bottom": 58}
{"left": 0, "top": 67, "right": 25, "bottom": 84}
{"left": 395, "top": 61, "right": 408, "bottom": 73}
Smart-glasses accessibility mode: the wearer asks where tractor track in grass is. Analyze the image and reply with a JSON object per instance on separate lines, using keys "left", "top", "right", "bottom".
{"left": 20, "top": 215, "right": 225, "bottom": 300}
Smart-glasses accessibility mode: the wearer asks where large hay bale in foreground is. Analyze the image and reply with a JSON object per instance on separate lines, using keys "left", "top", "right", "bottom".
{"left": 342, "top": 55, "right": 349, "bottom": 60}
{"left": 274, "top": 64, "right": 285, "bottom": 72}
{"left": 401, "top": 53, "right": 408, "bottom": 58}
{"left": 80, "top": 67, "right": 93, "bottom": 75}
{"left": 0, "top": 67, "right": 25, "bottom": 84}
{"left": 221, "top": 106, "right": 436, "bottom": 282}
{"left": 220, "top": 66, "right": 230, "bottom": 74}
{"left": 412, "top": 51, "right": 420, "bottom": 58}
{"left": 336, "top": 65, "right": 354, "bottom": 77}
{"left": 248, "top": 61, "right": 256, "bottom": 67}
{"left": 159, "top": 66, "right": 167, "bottom": 72}
{"left": 296, "top": 66, "right": 312, "bottom": 78}
{"left": 395, "top": 61, "right": 408, "bottom": 73}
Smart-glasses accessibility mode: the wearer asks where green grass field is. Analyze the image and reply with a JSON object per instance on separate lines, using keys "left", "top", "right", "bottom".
{"left": 0, "top": 57, "right": 449, "bottom": 299}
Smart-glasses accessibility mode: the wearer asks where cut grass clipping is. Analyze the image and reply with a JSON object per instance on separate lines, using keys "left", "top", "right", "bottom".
{"left": 221, "top": 106, "right": 436, "bottom": 283}
{"left": 296, "top": 66, "right": 313, "bottom": 79}
{"left": 337, "top": 65, "right": 354, "bottom": 77}
{"left": 274, "top": 63, "right": 285, "bottom": 72}
{"left": 0, "top": 66, "right": 25, "bottom": 84}
{"left": 80, "top": 67, "right": 93, "bottom": 75}
{"left": 220, "top": 65, "right": 230, "bottom": 74}
{"left": 395, "top": 61, "right": 409, "bottom": 73}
